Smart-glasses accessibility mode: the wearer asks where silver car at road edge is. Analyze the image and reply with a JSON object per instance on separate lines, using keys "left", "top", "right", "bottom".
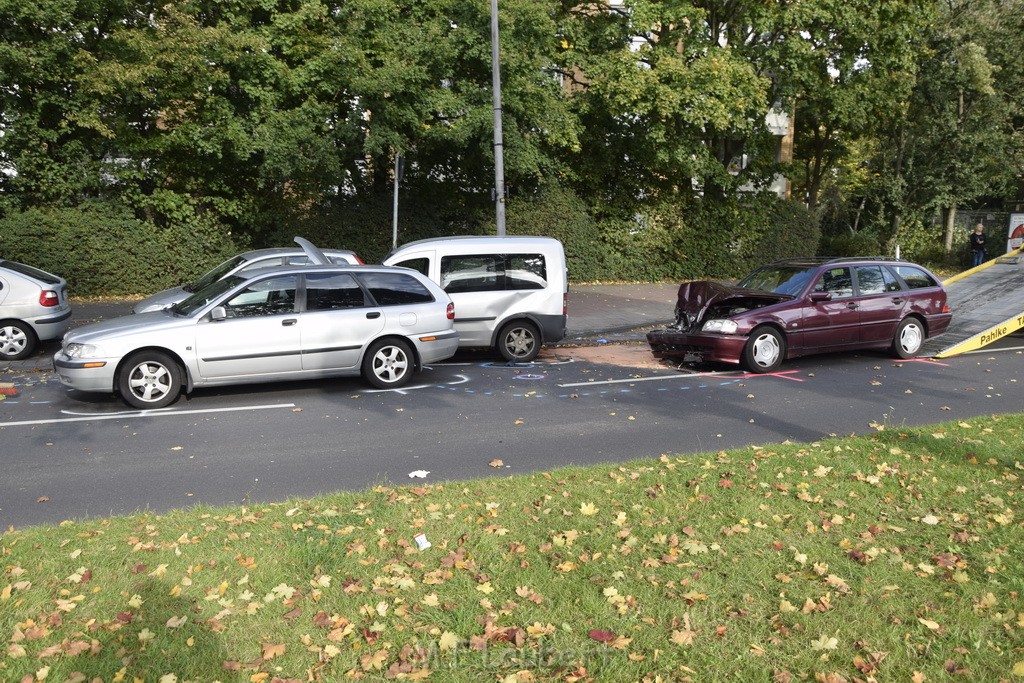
{"left": 0, "top": 259, "right": 73, "bottom": 361}
{"left": 55, "top": 263, "right": 458, "bottom": 408}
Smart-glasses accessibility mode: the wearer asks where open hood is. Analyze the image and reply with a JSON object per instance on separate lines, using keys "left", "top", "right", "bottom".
{"left": 675, "top": 280, "right": 792, "bottom": 324}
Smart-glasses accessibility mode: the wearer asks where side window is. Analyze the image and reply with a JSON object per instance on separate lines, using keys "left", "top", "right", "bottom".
{"left": 305, "top": 273, "right": 365, "bottom": 311}
{"left": 286, "top": 255, "right": 315, "bottom": 266}
{"left": 393, "top": 257, "right": 430, "bottom": 277}
{"left": 854, "top": 266, "right": 886, "bottom": 296}
{"left": 813, "top": 267, "right": 854, "bottom": 299}
{"left": 357, "top": 272, "right": 434, "bottom": 306}
{"left": 881, "top": 267, "right": 902, "bottom": 292}
{"left": 440, "top": 255, "right": 502, "bottom": 293}
{"left": 893, "top": 266, "right": 938, "bottom": 289}
{"left": 505, "top": 254, "right": 547, "bottom": 290}
{"left": 223, "top": 276, "right": 297, "bottom": 318}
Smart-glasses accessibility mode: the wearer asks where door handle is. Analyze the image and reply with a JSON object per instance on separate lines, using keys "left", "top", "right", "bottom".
{"left": 366, "top": 312, "right": 381, "bottom": 319}
{"left": 846, "top": 302, "right": 859, "bottom": 309}
{"left": 891, "top": 297, "right": 904, "bottom": 305}
{"left": 282, "top": 319, "right": 297, "bottom": 326}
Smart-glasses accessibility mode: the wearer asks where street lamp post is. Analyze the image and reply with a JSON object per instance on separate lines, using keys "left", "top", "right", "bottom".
{"left": 490, "top": 0, "right": 506, "bottom": 236}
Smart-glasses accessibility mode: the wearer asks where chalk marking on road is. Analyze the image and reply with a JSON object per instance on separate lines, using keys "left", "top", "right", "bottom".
{"left": 366, "top": 374, "right": 469, "bottom": 395}
{"left": 558, "top": 370, "right": 738, "bottom": 388}
{"left": 0, "top": 402, "right": 297, "bottom": 428}
{"left": 899, "top": 358, "right": 951, "bottom": 366}
{"left": 736, "top": 369, "right": 805, "bottom": 382}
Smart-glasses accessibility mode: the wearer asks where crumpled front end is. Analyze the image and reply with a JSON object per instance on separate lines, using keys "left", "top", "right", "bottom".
{"left": 646, "top": 280, "right": 790, "bottom": 365}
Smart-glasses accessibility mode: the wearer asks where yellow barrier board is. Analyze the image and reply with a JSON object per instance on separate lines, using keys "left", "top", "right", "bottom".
{"left": 935, "top": 311, "right": 1024, "bottom": 357}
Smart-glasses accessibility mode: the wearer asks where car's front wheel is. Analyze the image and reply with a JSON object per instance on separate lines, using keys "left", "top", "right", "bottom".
{"left": 118, "top": 351, "right": 183, "bottom": 409}
{"left": 742, "top": 326, "right": 786, "bottom": 373}
{"left": 892, "top": 317, "right": 924, "bottom": 359}
{"left": 362, "top": 338, "right": 415, "bottom": 389}
{"left": 497, "top": 320, "right": 540, "bottom": 362}
{"left": 0, "top": 320, "right": 37, "bottom": 361}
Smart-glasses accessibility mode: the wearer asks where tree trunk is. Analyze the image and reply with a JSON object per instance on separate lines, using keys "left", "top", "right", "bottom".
{"left": 943, "top": 205, "right": 957, "bottom": 253}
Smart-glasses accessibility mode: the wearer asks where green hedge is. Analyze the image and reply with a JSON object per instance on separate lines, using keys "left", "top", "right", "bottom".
{"left": 0, "top": 202, "right": 242, "bottom": 296}
{"left": 0, "top": 194, "right": 822, "bottom": 295}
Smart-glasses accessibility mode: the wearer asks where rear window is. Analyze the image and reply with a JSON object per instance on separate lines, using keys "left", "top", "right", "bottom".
{"left": 305, "top": 273, "right": 366, "bottom": 310}
{"left": 893, "top": 266, "right": 938, "bottom": 289}
{"left": 357, "top": 272, "right": 434, "bottom": 306}
{"left": 392, "top": 257, "right": 430, "bottom": 277}
{"left": 855, "top": 265, "right": 901, "bottom": 295}
{"left": 440, "top": 253, "right": 548, "bottom": 293}
{"left": 0, "top": 260, "right": 61, "bottom": 285}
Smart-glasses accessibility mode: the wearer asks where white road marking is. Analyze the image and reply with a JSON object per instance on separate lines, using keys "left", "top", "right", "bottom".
{"left": 0, "top": 403, "right": 297, "bottom": 428}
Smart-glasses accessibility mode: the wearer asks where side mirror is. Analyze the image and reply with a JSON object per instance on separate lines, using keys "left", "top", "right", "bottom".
{"left": 211, "top": 306, "right": 227, "bottom": 321}
{"left": 809, "top": 291, "right": 832, "bottom": 302}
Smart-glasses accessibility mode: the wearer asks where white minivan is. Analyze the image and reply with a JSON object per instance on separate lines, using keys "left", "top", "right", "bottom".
{"left": 384, "top": 236, "right": 567, "bottom": 361}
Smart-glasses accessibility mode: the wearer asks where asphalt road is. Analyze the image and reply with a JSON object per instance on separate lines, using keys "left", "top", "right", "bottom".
{"left": 2, "top": 340, "right": 1022, "bottom": 529}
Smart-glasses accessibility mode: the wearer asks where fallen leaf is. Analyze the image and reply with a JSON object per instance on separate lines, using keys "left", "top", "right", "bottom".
{"left": 438, "top": 631, "right": 460, "bottom": 651}
{"left": 262, "top": 642, "right": 286, "bottom": 660}
{"left": 810, "top": 635, "right": 838, "bottom": 651}
{"left": 489, "top": 459, "right": 504, "bottom": 468}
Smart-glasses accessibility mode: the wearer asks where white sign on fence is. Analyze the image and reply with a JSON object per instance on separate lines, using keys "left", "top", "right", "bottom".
{"left": 1009, "top": 213, "right": 1024, "bottom": 252}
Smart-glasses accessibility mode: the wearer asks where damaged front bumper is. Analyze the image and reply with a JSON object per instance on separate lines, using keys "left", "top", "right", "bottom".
{"left": 646, "top": 327, "right": 747, "bottom": 366}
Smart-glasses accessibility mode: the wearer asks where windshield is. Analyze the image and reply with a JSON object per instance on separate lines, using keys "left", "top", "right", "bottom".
{"left": 188, "top": 255, "right": 247, "bottom": 292}
{"left": 737, "top": 265, "right": 815, "bottom": 296}
{"left": 172, "top": 275, "right": 247, "bottom": 317}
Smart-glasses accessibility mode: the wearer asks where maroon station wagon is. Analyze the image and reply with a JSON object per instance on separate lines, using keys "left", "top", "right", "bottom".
{"left": 647, "top": 257, "right": 953, "bottom": 373}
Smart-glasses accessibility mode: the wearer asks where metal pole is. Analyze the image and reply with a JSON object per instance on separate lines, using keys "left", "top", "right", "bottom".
{"left": 392, "top": 151, "right": 400, "bottom": 249}
{"left": 490, "top": 0, "right": 506, "bottom": 236}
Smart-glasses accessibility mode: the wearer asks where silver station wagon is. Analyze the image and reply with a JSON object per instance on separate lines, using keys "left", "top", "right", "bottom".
{"left": 55, "top": 261, "right": 458, "bottom": 408}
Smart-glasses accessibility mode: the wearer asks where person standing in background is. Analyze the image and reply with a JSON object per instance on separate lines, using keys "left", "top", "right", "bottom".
{"left": 969, "top": 223, "right": 986, "bottom": 267}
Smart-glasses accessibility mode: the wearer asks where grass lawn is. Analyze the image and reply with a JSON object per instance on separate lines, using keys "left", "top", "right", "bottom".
{"left": 3, "top": 414, "right": 1023, "bottom": 683}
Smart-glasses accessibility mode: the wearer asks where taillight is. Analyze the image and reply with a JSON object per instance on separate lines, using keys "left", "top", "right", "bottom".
{"left": 942, "top": 305, "right": 950, "bottom": 313}
{"left": 447, "top": 302, "right": 455, "bottom": 320}
{"left": 40, "top": 290, "right": 59, "bottom": 307}
{"left": 562, "top": 293, "right": 567, "bottom": 316}
{"left": 354, "top": 254, "right": 365, "bottom": 265}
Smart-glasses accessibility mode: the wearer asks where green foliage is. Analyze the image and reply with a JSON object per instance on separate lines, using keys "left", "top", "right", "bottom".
{"left": 744, "top": 200, "right": 822, "bottom": 267}
{"left": 0, "top": 203, "right": 242, "bottom": 296}
{"left": 818, "top": 230, "right": 883, "bottom": 258}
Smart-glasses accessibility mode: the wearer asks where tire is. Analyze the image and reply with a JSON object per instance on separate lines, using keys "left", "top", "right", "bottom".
{"left": 118, "top": 351, "right": 183, "bottom": 409}
{"left": 742, "top": 326, "right": 786, "bottom": 373}
{"left": 0, "top": 320, "right": 37, "bottom": 361}
{"left": 362, "top": 338, "right": 415, "bottom": 389}
{"left": 892, "top": 317, "right": 924, "bottom": 359}
{"left": 497, "top": 320, "right": 540, "bottom": 362}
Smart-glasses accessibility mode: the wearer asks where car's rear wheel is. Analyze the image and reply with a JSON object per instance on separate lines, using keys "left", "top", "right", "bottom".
{"left": 892, "top": 317, "right": 924, "bottom": 359}
{"left": 363, "top": 338, "right": 415, "bottom": 389}
{"left": 742, "top": 326, "right": 786, "bottom": 373}
{"left": 0, "top": 320, "right": 38, "bottom": 361}
{"left": 118, "top": 351, "right": 182, "bottom": 409}
{"left": 497, "top": 320, "right": 540, "bottom": 362}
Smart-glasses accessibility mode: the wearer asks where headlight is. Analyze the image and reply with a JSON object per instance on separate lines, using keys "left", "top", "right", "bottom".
{"left": 701, "top": 319, "right": 739, "bottom": 334}
{"left": 64, "top": 343, "right": 104, "bottom": 359}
